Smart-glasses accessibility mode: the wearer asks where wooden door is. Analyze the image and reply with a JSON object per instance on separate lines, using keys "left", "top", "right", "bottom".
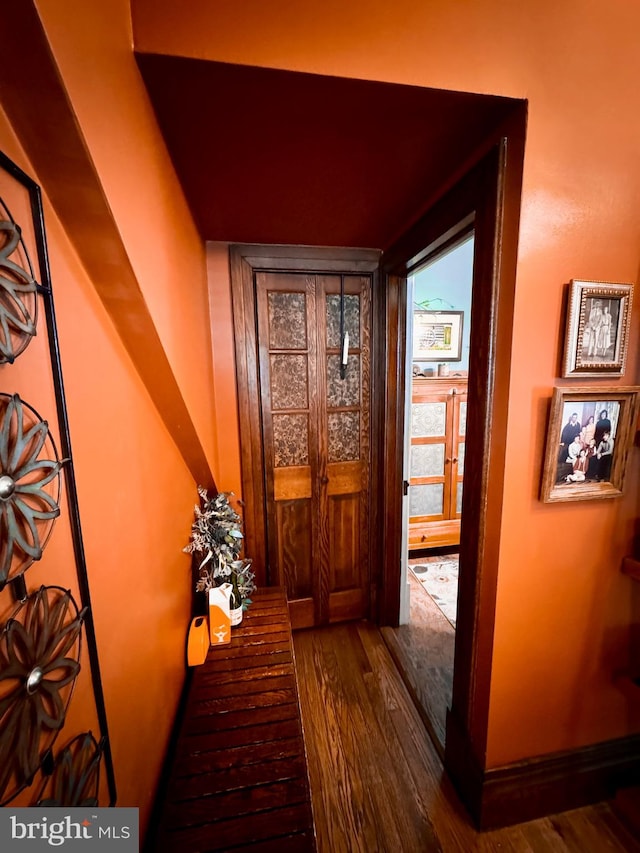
{"left": 450, "top": 387, "right": 467, "bottom": 521}
{"left": 408, "top": 378, "right": 467, "bottom": 550}
{"left": 255, "top": 270, "right": 371, "bottom": 628}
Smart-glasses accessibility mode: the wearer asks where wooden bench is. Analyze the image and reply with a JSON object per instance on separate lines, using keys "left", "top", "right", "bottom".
{"left": 153, "top": 588, "right": 316, "bottom": 852}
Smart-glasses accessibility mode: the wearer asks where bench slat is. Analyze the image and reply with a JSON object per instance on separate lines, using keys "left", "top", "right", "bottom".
{"left": 153, "top": 589, "right": 316, "bottom": 852}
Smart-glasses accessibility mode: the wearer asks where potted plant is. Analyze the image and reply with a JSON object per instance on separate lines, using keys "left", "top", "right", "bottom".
{"left": 184, "top": 487, "right": 255, "bottom": 624}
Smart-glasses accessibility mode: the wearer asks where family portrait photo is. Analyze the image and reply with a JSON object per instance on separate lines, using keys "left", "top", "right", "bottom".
{"left": 540, "top": 386, "right": 639, "bottom": 503}
{"left": 555, "top": 401, "right": 619, "bottom": 485}
{"left": 580, "top": 297, "right": 620, "bottom": 363}
{"left": 563, "top": 280, "right": 633, "bottom": 376}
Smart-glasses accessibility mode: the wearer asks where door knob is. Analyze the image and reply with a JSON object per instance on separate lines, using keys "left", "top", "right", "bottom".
{"left": 452, "top": 457, "right": 458, "bottom": 464}
{"left": 320, "top": 476, "right": 329, "bottom": 484}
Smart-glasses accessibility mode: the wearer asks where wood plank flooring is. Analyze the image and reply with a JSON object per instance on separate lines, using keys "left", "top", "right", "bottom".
{"left": 293, "top": 621, "right": 640, "bottom": 853}
{"left": 382, "top": 570, "right": 455, "bottom": 755}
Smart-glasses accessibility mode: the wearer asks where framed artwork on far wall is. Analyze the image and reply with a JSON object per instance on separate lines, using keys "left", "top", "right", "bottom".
{"left": 540, "top": 385, "right": 640, "bottom": 503}
{"left": 413, "top": 310, "right": 463, "bottom": 361}
{"left": 562, "top": 279, "right": 633, "bottom": 377}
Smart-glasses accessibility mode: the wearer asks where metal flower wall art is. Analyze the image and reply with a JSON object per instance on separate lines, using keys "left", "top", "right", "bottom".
{"left": 0, "top": 393, "right": 63, "bottom": 590}
{"left": 0, "top": 216, "right": 39, "bottom": 364}
{"left": 0, "top": 585, "right": 87, "bottom": 804}
{"left": 36, "top": 731, "right": 102, "bottom": 806}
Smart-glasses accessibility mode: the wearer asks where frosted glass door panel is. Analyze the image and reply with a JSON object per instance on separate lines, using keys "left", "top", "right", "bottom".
{"left": 327, "top": 411, "right": 360, "bottom": 462}
{"left": 410, "top": 483, "right": 444, "bottom": 517}
{"left": 270, "top": 354, "right": 308, "bottom": 410}
{"left": 458, "top": 441, "right": 465, "bottom": 474}
{"left": 327, "top": 354, "right": 360, "bottom": 407}
{"left": 326, "top": 294, "right": 360, "bottom": 348}
{"left": 456, "top": 481, "right": 464, "bottom": 515}
{"left": 273, "top": 414, "right": 309, "bottom": 467}
{"left": 267, "top": 292, "right": 307, "bottom": 349}
{"left": 459, "top": 401, "right": 467, "bottom": 436}
{"left": 410, "top": 444, "right": 445, "bottom": 478}
{"left": 411, "top": 402, "right": 446, "bottom": 437}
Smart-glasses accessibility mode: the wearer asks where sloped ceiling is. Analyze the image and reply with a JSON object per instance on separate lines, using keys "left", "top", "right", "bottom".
{"left": 135, "top": 54, "right": 520, "bottom": 249}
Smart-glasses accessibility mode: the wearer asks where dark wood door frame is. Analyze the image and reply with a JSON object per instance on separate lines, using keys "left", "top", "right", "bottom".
{"left": 377, "top": 128, "right": 526, "bottom": 822}
{"left": 230, "top": 245, "right": 380, "bottom": 593}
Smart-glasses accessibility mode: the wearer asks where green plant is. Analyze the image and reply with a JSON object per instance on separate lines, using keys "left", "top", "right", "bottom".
{"left": 184, "top": 487, "right": 255, "bottom": 610}
{"left": 414, "top": 297, "right": 455, "bottom": 310}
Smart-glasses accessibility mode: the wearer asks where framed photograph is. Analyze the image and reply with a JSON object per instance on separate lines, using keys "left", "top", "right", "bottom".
{"left": 413, "top": 310, "right": 463, "bottom": 361}
{"left": 540, "top": 386, "right": 640, "bottom": 503}
{"left": 562, "top": 279, "right": 633, "bottom": 376}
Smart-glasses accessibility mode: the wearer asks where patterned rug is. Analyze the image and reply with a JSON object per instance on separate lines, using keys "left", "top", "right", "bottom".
{"left": 409, "top": 560, "right": 459, "bottom": 628}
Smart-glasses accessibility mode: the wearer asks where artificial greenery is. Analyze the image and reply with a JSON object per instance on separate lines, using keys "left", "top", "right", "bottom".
{"left": 184, "top": 487, "right": 255, "bottom": 610}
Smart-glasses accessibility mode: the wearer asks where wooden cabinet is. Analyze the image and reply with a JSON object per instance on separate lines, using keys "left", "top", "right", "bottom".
{"left": 408, "top": 377, "right": 467, "bottom": 551}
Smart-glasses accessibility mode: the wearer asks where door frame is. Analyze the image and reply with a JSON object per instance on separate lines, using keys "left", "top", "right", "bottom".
{"left": 376, "top": 130, "right": 525, "bottom": 819}
{"left": 230, "top": 245, "right": 380, "bottom": 595}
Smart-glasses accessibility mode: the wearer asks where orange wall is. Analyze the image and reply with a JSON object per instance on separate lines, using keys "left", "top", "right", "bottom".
{"left": 133, "top": 0, "right": 640, "bottom": 766}
{"left": 36, "top": 0, "right": 218, "bottom": 477}
{"left": 206, "top": 243, "right": 242, "bottom": 497}
{"left": 0, "top": 86, "right": 196, "bottom": 834}
{"left": 0, "top": 0, "right": 219, "bottom": 828}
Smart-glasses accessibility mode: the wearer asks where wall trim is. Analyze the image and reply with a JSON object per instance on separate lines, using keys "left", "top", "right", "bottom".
{"left": 447, "top": 715, "right": 640, "bottom": 829}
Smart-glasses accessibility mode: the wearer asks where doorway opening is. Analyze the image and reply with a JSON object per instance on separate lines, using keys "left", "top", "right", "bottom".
{"left": 393, "top": 231, "right": 474, "bottom": 753}
{"left": 230, "top": 129, "right": 526, "bottom": 821}
{"left": 377, "top": 124, "right": 526, "bottom": 819}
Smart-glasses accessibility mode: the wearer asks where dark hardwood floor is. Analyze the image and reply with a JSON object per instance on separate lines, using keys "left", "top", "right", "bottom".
{"left": 382, "top": 569, "right": 455, "bottom": 755}
{"left": 293, "top": 621, "right": 640, "bottom": 853}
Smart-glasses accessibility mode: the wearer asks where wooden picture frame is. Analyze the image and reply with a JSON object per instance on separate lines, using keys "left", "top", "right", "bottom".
{"left": 562, "top": 279, "right": 633, "bottom": 377}
{"left": 540, "top": 386, "right": 640, "bottom": 503}
{"left": 413, "top": 310, "right": 463, "bottom": 361}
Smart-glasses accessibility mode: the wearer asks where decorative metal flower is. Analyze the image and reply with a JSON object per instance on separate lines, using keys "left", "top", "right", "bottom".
{"left": 36, "top": 731, "right": 102, "bottom": 807}
{"left": 0, "top": 216, "right": 38, "bottom": 364}
{"left": 0, "top": 585, "right": 86, "bottom": 804}
{"left": 0, "top": 394, "right": 62, "bottom": 590}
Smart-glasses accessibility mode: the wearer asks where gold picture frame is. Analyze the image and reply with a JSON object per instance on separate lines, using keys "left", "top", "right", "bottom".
{"left": 540, "top": 386, "right": 640, "bottom": 503}
{"left": 413, "top": 310, "right": 463, "bottom": 361}
{"left": 562, "top": 279, "right": 633, "bottom": 377}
